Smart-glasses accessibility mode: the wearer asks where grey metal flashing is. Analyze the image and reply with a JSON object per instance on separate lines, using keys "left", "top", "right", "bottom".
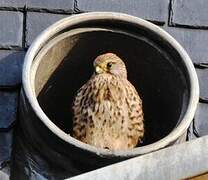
{"left": 69, "top": 135, "right": 208, "bottom": 180}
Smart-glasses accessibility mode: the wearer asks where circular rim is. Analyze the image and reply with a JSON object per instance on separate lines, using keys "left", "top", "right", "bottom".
{"left": 22, "top": 12, "right": 199, "bottom": 157}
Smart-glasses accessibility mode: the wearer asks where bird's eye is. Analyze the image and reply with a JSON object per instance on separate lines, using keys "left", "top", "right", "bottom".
{"left": 107, "top": 62, "right": 113, "bottom": 69}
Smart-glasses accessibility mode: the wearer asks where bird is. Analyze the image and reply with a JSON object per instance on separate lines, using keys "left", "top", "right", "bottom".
{"left": 72, "top": 53, "right": 144, "bottom": 151}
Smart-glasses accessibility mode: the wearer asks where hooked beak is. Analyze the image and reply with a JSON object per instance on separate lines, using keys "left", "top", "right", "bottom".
{"left": 95, "top": 66, "right": 104, "bottom": 74}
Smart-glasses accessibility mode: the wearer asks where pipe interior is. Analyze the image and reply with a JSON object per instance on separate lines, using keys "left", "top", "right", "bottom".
{"left": 33, "top": 21, "right": 190, "bottom": 146}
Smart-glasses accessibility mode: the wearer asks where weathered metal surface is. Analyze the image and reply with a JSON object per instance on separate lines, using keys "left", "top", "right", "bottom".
{"left": 13, "top": 12, "right": 199, "bottom": 178}
{"left": 0, "top": 165, "right": 9, "bottom": 180}
{"left": 69, "top": 135, "right": 208, "bottom": 180}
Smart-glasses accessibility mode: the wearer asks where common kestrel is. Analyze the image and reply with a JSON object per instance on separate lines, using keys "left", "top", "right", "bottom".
{"left": 72, "top": 53, "right": 144, "bottom": 150}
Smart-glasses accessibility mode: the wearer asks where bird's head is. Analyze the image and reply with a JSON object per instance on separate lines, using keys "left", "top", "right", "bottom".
{"left": 93, "top": 53, "right": 127, "bottom": 79}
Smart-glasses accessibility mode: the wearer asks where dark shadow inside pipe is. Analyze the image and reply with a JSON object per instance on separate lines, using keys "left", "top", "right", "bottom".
{"left": 36, "top": 28, "right": 189, "bottom": 147}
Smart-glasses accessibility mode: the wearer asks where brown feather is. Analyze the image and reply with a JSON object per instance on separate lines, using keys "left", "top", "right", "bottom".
{"left": 72, "top": 53, "right": 144, "bottom": 150}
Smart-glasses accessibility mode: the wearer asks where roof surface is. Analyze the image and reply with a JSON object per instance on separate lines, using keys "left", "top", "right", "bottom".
{"left": 0, "top": 0, "right": 208, "bottom": 179}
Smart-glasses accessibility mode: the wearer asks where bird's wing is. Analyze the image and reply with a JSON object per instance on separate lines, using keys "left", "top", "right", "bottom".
{"left": 124, "top": 80, "right": 144, "bottom": 145}
{"left": 72, "top": 82, "right": 90, "bottom": 141}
